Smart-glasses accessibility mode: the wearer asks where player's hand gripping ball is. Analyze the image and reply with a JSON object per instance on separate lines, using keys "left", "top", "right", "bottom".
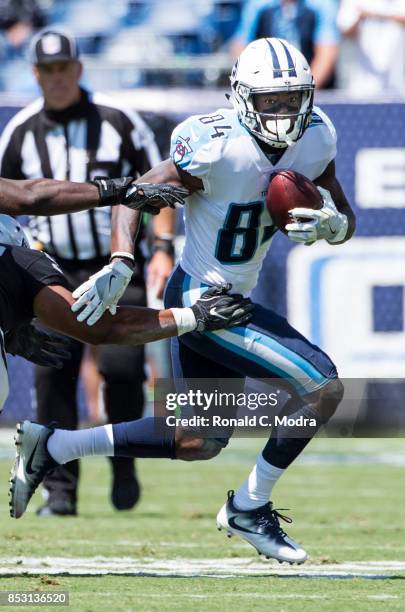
{"left": 266, "top": 170, "right": 323, "bottom": 235}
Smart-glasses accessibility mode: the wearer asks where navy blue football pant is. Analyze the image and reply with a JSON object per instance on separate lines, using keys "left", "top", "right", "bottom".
{"left": 164, "top": 265, "right": 338, "bottom": 458}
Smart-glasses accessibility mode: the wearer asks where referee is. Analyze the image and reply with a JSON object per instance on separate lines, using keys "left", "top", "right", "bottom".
{"left": 0, "top": 28, "right": 176, "bottom": 516}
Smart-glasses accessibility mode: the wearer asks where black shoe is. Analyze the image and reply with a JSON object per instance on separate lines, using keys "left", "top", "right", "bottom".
{"left": 109, "top": 457, "right": 140, "bottom": 511}
{"left": 36, "top": 497, "right": 77, "bottom": 517}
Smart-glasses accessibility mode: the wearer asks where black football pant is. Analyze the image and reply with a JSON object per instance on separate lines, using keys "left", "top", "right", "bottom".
{"left": 34, "top": 257, "right": 146, "bottom": 505}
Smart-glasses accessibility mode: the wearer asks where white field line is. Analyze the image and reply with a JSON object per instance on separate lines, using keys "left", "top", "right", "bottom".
{"left": 67, "top": 592, "right": 400, "bottom": 602}
{"left": 11, "top": 538, "right": 405, "bottom": 555}
{"left": 110, "top": 541, "right": 405, "bottom": 552}
{"left": 13, "top": 538, "right": 405, "bottom": 553}
{"left": 299, "top": 453, "right": 405, "bottom": 466}
{"left": 1, "top": 557, "right": 405, "bottom": 578}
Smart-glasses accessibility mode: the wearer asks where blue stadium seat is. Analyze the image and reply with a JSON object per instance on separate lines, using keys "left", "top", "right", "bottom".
{"left": 204, "top": 1, "right": 243, "bottom": 48}
{"left": 120, "top": 1, "right": 152, "bottom": 27}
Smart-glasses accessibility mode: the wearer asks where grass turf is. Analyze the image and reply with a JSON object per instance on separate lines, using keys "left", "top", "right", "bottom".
{"left": 0, "top": 436, "right": 404, "bottom": 611}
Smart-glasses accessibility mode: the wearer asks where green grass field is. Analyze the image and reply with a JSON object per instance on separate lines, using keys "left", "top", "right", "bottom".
{"left": 0, "top": 434, "right": 404, "bottom": 611}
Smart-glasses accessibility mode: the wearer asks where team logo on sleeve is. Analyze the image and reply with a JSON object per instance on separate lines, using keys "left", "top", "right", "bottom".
{"left": 173, "top": 135, "right": 193, "bottom": 164}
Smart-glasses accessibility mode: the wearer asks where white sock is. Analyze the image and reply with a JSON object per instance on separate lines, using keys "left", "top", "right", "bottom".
{"left": 46, "top": 425, "right": 114, "bottom": 464}
{"left": 233, "top": 453, "right": 285, "bottom": 510}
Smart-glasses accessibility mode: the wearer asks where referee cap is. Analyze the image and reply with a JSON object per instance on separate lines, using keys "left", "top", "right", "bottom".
{"left": 30, "top": 29, "right": 79, "bottom": 65}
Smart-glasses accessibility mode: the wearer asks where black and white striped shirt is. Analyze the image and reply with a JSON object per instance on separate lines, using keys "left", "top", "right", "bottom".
{"left": 0, "top": 89, "right": 161, "bottom": 260}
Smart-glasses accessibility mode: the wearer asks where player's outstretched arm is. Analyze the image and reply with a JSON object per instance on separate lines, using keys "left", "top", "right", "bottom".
{"left": 0, "top": 177, "right": 101, "bottom": 215}
{"left": 0, "top": 174, "right": 182, "bottom": 217}
{"left": 34, "top": 283, "right": 253, "bottom": 347}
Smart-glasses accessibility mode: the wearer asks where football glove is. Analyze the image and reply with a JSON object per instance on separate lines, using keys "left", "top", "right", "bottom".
{"left": 5, "top": 322, "right": 71, "bottom": 369}
{"left": 191, "top": 284, "right": 254, "bottom": 332}
{"left": 92, "top": 176, "right": 134, "bottom": 206}
{"left": 285, "top": 187, "right": 349, "bottom": 245}
{"left": 71, "top": 260, "right": 133, "bottom": 326}
{"left": 123, "top": 183, "right": 189, "bottom": 215}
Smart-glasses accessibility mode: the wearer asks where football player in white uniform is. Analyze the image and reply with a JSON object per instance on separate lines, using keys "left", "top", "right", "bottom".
{"left": 14, "top": 39, "right": 355, "bottom": 564}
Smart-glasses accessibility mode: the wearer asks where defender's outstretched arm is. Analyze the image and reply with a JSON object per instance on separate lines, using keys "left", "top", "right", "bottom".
{"left": 0, "top": 178, "right": 100, "bottom": 216}
{"left": 0, "top": 172, "right": 187, "bottom": 217}
{"left": 33, "top": 282, "right": 253, "bottom": 347}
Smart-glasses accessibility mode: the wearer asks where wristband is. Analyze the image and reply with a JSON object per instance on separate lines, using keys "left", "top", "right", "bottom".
{"left": 170, "top": 307, "right": 197, "bottom": 335}
{"left": 110, "top": 251, "right": 135, "bottom": 263}
{"left": 152, "top": 242, "right": 175, "bottom": 257}
{"left": 154, "top": 233, "right": 175, "bottom": 241}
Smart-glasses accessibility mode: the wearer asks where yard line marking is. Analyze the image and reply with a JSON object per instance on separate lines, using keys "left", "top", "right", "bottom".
{"left": 33, "top": 538, "right": 405, "bottom": 554}
{"left": 75, "top": 593, "right": 399, "bottom": 601}
{"left": 0, "top": 557, "right": 404, "bottom": 579}
{"left": 367, "top": 595, "right": 400, "bottom": 600}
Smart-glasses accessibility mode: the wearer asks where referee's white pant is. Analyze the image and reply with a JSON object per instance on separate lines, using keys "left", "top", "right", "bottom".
{"left": 0, "top": 329, "right": 9, "bottom": 411}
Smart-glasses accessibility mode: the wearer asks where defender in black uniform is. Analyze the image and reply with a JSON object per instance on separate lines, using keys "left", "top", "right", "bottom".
{"left": 0, "top": 241, "right": 252, "bottom": 408}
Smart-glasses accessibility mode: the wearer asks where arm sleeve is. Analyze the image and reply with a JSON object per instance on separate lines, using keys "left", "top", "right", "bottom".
{"left": 12, "top": 248, "right": 71, "bottom": 303}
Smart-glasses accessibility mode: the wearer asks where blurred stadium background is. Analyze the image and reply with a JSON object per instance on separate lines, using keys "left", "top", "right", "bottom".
{"left": 0, "top": 1, "right": 404, "bottom": 607}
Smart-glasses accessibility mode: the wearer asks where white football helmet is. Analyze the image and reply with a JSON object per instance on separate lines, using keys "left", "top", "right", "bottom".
{"left": 0, "top": 214, "right": 29, "bottom": 248}
{"left": 230, "top": 38, "right": 315, "bottom": 148}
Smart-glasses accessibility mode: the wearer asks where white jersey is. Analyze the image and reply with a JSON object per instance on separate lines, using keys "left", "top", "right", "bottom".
{"left": 170, "top": 106, "right": 336, "bottom": 296}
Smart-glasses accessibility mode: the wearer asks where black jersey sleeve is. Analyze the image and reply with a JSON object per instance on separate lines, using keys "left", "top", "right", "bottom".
{"left": 11, "top": 247, "right": 71, "bottom": 299}
{"left": 0, "top": 245, "right": 71, "bottom": 332}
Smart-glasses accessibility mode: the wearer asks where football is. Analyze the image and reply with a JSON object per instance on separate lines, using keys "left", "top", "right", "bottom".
{"left": 266, "top": 170, "right": 323, "bottom": 234}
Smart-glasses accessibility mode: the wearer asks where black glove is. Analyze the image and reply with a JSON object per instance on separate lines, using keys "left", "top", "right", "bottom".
{"left": 191, "top": 284, "right": 254, "bottom": 332}
{"left": 92, "top": 176, "right": 134, "bottom": 207}
{"left": 5, "top": 322, "right": 71, "bottom": 369}
{"left": 123, "top": 183, "right": 190, "bottom": 215}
